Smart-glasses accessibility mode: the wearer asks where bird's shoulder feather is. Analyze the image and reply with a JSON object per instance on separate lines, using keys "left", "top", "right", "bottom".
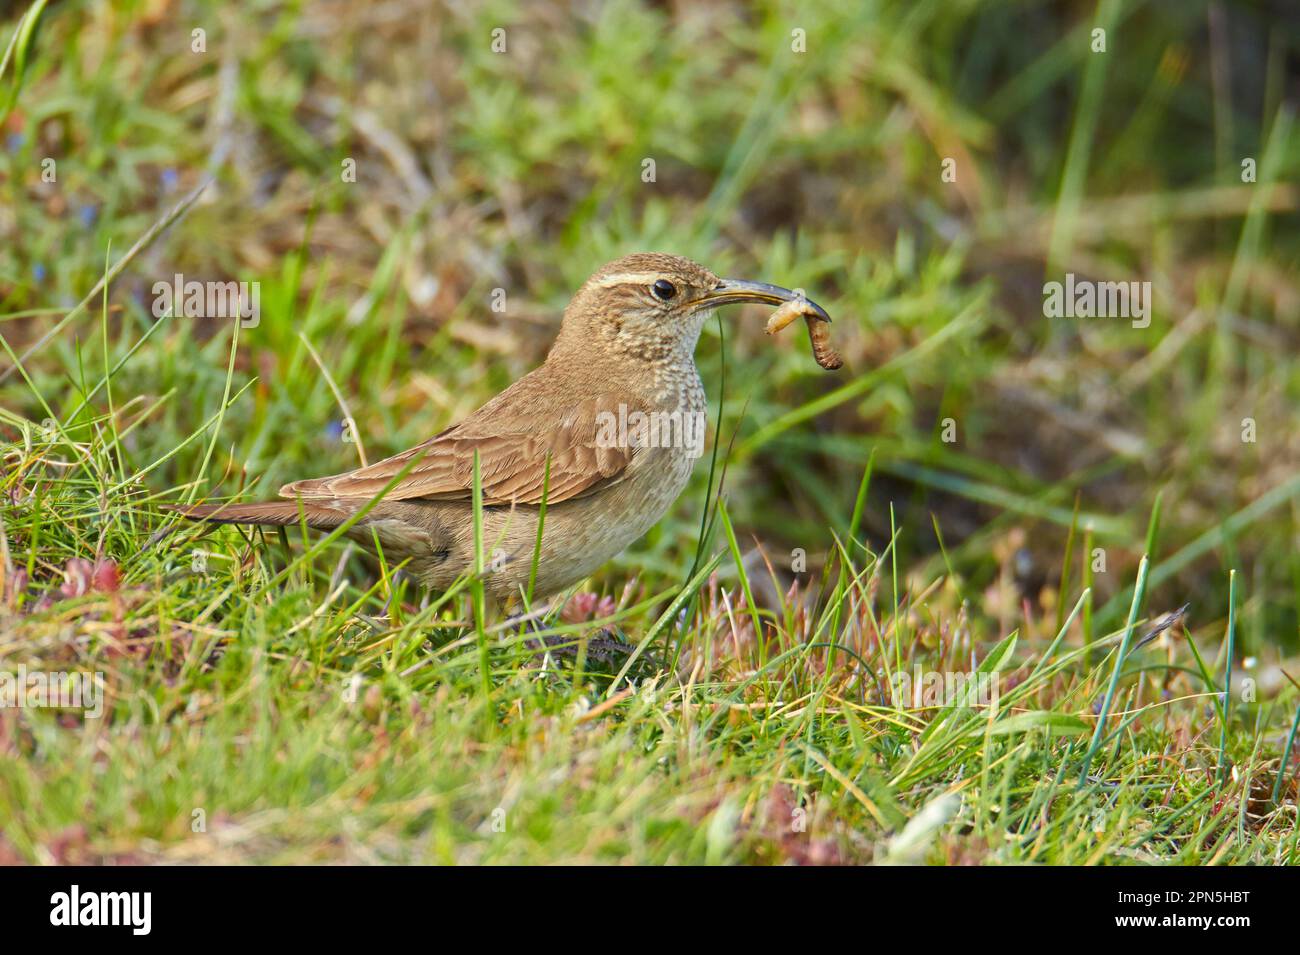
{"left": 280, "top": 367, "right": 647, "bottom": 506}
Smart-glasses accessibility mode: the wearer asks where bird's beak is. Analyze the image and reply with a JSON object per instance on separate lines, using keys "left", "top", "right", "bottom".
{"left": 690, "top": 279, "right": 832, "bottom": 323}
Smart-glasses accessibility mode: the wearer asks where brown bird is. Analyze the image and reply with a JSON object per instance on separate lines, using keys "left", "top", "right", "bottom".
{"left": 168, "top": 253, "right": 835, "bottom": 603}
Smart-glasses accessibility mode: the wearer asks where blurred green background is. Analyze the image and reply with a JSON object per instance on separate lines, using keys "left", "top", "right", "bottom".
{"left": 3, "top": 0, "right": 1299, "bottom": 653}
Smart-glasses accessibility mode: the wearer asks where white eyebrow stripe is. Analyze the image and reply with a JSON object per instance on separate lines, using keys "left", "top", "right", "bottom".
{"left": 589, "top": 272, "right": 668, "bottom": 289}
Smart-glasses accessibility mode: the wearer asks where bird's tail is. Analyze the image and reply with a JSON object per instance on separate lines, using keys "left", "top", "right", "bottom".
{"left": 163, "top": 500, "right": 349, "bottom": 529}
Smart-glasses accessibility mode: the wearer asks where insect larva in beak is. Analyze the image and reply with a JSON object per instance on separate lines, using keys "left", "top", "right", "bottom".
{"left": 765, "top": 299, "right": 808, "bottom": 335}
{"left": 764, "top": 299, "right": 843, "bottom": 371}
{"left": 805, "top": 316, "right": 843, "bottom": 370}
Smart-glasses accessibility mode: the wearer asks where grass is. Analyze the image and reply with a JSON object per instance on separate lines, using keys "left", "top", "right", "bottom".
{"left": 1, "top": 0, "right": 1299, "bottom": 864}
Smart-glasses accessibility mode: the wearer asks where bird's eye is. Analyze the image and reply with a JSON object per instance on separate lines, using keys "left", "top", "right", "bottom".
{"left": 652, "top": 279, "right": 677, "bottom": 301}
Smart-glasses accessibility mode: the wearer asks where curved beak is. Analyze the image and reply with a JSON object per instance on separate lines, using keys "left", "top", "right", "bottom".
{"left": 689, "top": 279, "right": 832, "bottom": 323}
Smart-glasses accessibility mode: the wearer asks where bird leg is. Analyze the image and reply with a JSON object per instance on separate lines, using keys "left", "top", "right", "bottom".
{"left": 502, "top": 609, "right": 651, "bottom": 674}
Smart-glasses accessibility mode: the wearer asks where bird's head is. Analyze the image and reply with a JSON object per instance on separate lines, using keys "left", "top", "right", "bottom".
{"left": 552, "top": 252, "right": 830, "bottom": 364}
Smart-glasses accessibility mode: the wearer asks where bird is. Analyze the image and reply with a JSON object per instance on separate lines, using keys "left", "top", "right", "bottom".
{"left": 167, "top": 252, "right": 834, "bottom": 605}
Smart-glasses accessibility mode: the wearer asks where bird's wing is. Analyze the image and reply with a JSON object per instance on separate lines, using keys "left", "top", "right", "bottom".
{"left": 279, "top": 391, "right": 644, "bottom": 506}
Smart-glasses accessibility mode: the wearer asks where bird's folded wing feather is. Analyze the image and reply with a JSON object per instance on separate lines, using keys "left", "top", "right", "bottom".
{"left": 279, "top": 391, "right": 643, "bottom": 505}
